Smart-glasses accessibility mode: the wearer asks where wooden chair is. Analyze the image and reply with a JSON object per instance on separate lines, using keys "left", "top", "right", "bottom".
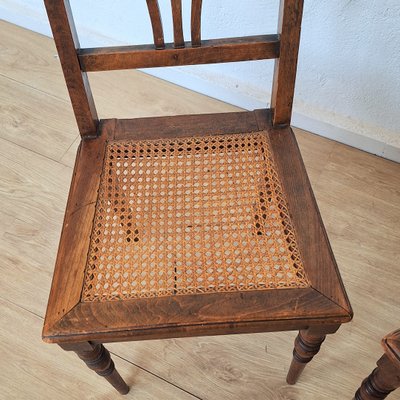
{"left": 42, "top": 0, "right": 353, "bottom": 395}
{"left": 354, "top": 330, "right": 400, "bottom": 400}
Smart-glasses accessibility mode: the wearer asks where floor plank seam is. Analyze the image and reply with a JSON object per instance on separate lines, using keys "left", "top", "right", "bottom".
{"left": 0, "top": 72, "right": 72, "bottom": 104}
{"left": 0, "top": 135, "right": 74, "bottom": 169}
{"left": 111, "top": 351, "right": 204, "bottom": 400}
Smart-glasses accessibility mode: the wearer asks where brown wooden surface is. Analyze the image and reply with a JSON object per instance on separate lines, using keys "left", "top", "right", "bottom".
{"left": 115, "top": 110, "right": 260, "bottom": 140}
{"left": 39, "top": 2, "right": 351, "bottom": 395}
{"left": 6, "top": 21, "right": 400, "bottom": 399}
{"left": 146, "top": 0, "right": 165, "bottom": 49}
{"left": 171, "top": 0, "right": 184, "bottom": 48}
{"left": 44, "top": 287, "right": 350, "bottom": 343}
{"left": 191, "top": 0, "right": 203, "bottom": 47}
{"left": 271, "top": 0, "right": 304, "bottom": 126}
{"left": 43, "top": 0, "right": 98, "bottom": 137}
{"left": 43, "top": 120, "right": 115, "bottom": 332}
{"left": 42, "top": 110, "right": 351, "bottom": 345}
{"left": 355, "top": 355, "right": 400, "bottom": 399}
{"left": 256, "top": 110, "right": 352, "bottom": 312}
{"left": 78, "top": 35, "right": 280, "bottom": 72}
{"left": 65, "top": 342, "right": 129, "bottom": 395}
{"left": 286, "top": 325, "right": 339, "bottom": 385}
{"left": 354, "top": 330, "right": 400, "bottom": 399}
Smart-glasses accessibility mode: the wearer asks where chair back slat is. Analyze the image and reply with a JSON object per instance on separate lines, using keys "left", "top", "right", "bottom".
{"left": 171, "top": 0, "right": 185, "bottom": 48}
{"left": 146, "top": 0, "right": 165, "bottom": 49}
{"left": 191, "top": 0, "right": 203, "bottom": 47}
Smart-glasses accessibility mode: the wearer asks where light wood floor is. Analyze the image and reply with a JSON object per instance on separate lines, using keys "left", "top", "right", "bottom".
{"left": 1, "top": 20, "right": 399, "bottom": 400}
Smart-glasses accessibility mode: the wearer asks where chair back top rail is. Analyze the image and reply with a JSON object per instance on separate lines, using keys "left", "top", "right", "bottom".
{"left": 44, "top": 0, "right": 304, "bottom": 137}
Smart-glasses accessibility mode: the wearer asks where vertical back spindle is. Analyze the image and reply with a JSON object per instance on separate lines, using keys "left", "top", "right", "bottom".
{"left": 191, "top": 0, "right": 203, "bottom": 47}
{"left": 44, "top": 0, "right": 98, "bottom": 138}
{"left": 271, "top": 0, "right": 304, "bottom": 126}
{"left": 171, "top": 0, "right": 185, "bottom": 48}
{"left": 146, "top": 0, "right": 166, "bottom": 49}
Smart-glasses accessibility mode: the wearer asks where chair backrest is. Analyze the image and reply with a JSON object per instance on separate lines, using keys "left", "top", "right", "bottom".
{"left": 44, "top": 0, "right": 304, "bottom": 138}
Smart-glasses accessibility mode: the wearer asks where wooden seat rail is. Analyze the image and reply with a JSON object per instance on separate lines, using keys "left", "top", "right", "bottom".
{"left": 44, "top": 0, "right": 303, "bottom": 136}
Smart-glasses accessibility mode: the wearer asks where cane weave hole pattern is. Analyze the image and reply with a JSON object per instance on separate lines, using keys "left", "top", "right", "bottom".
{"left": 82, "top": 132, "right": 309, "bottom": 302}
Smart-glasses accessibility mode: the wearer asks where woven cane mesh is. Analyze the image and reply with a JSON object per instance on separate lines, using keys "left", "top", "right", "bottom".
{"left": 81, "top": 132, "right": 309, "bottom": 302}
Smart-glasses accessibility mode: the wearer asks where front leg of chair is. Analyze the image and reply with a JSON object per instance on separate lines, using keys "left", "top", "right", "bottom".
{"left": 286, "top": 324, "right": 340, "bottom": 385}
{"left": 59, "top": 342, "right": 129, "bottom": 395}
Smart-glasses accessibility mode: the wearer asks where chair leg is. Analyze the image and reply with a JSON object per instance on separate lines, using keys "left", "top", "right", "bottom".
{"left": 60, "top": 342, "right": 129, "bottom": 395}
{"left": 286, "top": 325, "right": 340, "bottom": 385}
{"left": 354, "top": 354, "right": 400, "bottom": 400}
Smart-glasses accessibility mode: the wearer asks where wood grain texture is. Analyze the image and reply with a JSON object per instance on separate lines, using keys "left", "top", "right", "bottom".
{"left": 356, "top": 330, "right": 400, "bottom": 399}
{"left": 2, "top": 22, "right": 400, "bottom": 400}
{"left": 146, "top": 0, "right": 166, "bottom": 49}
{"left": 171, "top": 0, "right": 185, "bottom": 48}
{"left": 70, "top": 343, "right": 129, "bottom": 394}
{"left": 0, "top": 299, "right": 195, "bottom": 399}
{"left": 256, "top": 110, "right": 352, "bottom": 313}
{"left": 115, "top": 110, "right": 260, "bottom": 140}
{"left": 45, "top": 288, "right": 349, "bottom": 343}
{"left": 191, "top": 0, "right": 203, "bottom": 47}
{"left": 271, "top": 0, "right": 304, "bottom": 126}
{"left": 78, "top": 35, "right": 280, "bottom": 71}
{"left": 43, "top": 120, "right": 115, "bottom": 331}
{"left": 44, "top": 0, "right": 98, "bottom": 137}
{"left": 0, "top": 74, "right": 77, "bottom": 162}
{"left": 43, "top": 110, "right": 350, "bottom": 345}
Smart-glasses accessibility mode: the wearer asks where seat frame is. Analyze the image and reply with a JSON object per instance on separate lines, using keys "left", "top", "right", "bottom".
{"left": 42, "top": 0, "right": 352, "bottom": 395}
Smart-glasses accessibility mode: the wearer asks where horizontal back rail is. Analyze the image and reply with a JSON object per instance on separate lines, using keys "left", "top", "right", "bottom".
{"left": 78, "top": 35, "right": 280, "bottom": 72}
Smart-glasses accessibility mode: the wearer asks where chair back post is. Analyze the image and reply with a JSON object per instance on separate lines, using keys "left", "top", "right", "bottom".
{"left": 44, "top": 0, "right": 99, "bottom": 138}
{"left": 271, "top": 0, "right": 304, "bottom": 126}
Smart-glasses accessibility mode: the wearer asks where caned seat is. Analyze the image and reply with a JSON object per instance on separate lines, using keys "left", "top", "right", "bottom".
{"left": 82, "top": 132, "right": 309, "bottom": 302}
{"left": 42, "top": 0, "right": 352, "bottom": 396}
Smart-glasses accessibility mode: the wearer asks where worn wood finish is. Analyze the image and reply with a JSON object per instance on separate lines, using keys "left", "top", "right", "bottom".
{"left": 6, "top": 22, "right": 400, "bottom": 399}
{"left": 60, "top": 342, "right": 129, "bottom": 395}
{"left": 40, "top": 2, "right": 353, "bottom": 395}
{"left": 271, "top": 0, "right": 304, "bottom": 126}
{"left": 43, "top": 0, "right": 98, "bottom": 137}
{"left": 115, "top": 110, "right": 260, "bottom": 140}
{"left": 355, "top": 330, "right": 400, "bottom": 400}
{"left": 191, "top": 0, "right": 203, "bottom": 47}
{"left": 44, "top": 287, "right": 350, "bottom": 343}
{"left": 78, "top": 35, "right": 280, "bottom": 71}
{"left": 286, "top": 325, "right": 339, "bottom": 384}
{"left": 146, "top": 0, "right": 165, "bottom": 49}
{"left": 171, "top": 0, "right": 185, "bottom": 48}
{"left": 255, "top": 109, "right": 352, "bottom": 310}
{"left": 43, "top": 120, "right": 115, "bottom": 331}
{"left": 42, "top": 110, "right": 351, "bottom": 347}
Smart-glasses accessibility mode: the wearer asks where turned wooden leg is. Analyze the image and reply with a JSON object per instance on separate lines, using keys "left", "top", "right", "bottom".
{"left": 60, "top": 342, "right": 129, "bottom": 395}
{"left": 286, "top": 325, "right": 340, "bottom": 385}
{"left": 354, "top": 354, "right": 400, "bottom": 400}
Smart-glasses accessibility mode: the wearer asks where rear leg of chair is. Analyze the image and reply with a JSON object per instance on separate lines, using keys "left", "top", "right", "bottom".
{"left": 354, "top": 354, "right": 400, "bottom": 400}
{"left": 286, "top": 324, "right": 340, "bottom": 385}
{"left": 60, "top": 342, "right": 129, "bottom": 395}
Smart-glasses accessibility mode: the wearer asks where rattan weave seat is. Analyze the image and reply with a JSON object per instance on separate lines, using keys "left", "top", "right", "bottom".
{"left": 82, "top": 132, "right": 309, "bottom": 302}
{"left": 42, "top": 0, "right": 352, "bottom": 395}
